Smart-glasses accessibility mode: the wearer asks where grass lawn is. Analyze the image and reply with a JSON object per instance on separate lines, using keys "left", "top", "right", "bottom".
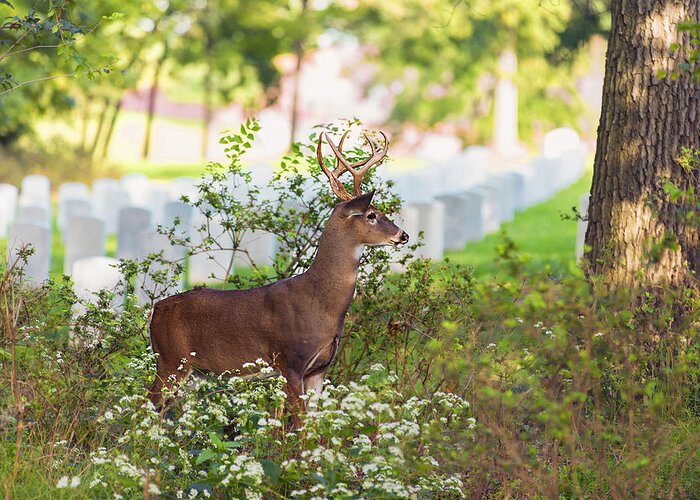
{"left": 445, "top": 168, "right": 593, "bottom": 277}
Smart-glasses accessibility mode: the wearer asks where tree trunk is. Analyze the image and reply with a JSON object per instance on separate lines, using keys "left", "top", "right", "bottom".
{"left": 142, "top": 43, "right": 169, "bottom": 161}
{"left": 585, "top": 0, "right": 700, "bottom": 288}
{"left": 89, "top": 97, "right": 111, "bottom": 159}
{"left": 101, "top": 98, "right": 122, "bottom": 160}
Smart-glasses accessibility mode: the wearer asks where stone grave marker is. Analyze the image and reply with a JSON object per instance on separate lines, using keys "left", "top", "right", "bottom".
{"left": 389, "top": 204, "right": 420, "bottom": 273}
{"left": 116, "top": 206, "right": 152, "bottom": 260}
{"left": 0, "top": 184, "right": 18, "bottom": 238}
{"left": 64, "top": 216, "right": 106, "bottom": 275}
{"left": 544, "top": 127, "right": 581, "bottom": 159}
{"left": 413, "top": 201, "right": 445, "bottom": 261}
{"left": 458, "top": 191, "right": 486, "bottom": 242}
{"left": 72, "top": 256, "right": 123, "bottom": 311}
{"left": 234, "top": 230, "right": 277, "bottom": 268}
{"left": 121, "top": 173, "right": 151, "bottom": 207}
{"left": 19, "top": 175, "right": 51, "bottom": 210}
{"left": 503, "top": 171, "right": 527, "bottom": 211}
{"left": 470, "top": 185, "right": 500, "bottom": 233}
{"left": 136, "top": 231, "right": 186, "bottom": 303}
{"left": 576, "top": 194, "right": 590, "bottom": 262}
{"left": 59, "top": 199, "right": 93, "bottom": 242}
{"left": 169, "top": 176, "right": 199, "bottom": 203}
{"left": 161, "top": 200, "right": 193, "bottom": 238}
{"left": 485, "top": 174, "right": 516, "bottom": 223}
{"left": 93, "top": 178, "right": 130, "bottom": 234}
{"left": 15, "top": 205, "right": 51, "bottom": 229}
{"left": 7, "top": 223, "right": 51, "bottom": 285}
{"left": 188, "top": 214, "right": 235, "bottom": 285}
{"left": 434, "top": 194, "right": 472, "bottom": 251}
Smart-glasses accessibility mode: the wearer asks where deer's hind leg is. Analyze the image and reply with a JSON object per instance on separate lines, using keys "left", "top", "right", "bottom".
{"left": 148, "top": 354, "right": 193, "bottom": 408}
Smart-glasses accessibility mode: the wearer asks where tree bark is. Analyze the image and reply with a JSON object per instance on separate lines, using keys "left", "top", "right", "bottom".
{"left": 101, "top": 98, "right": 122, "bottom": 160}
{"left": 142, "top": 42, "right": 169, "bottom": 161}
{"left": 585, "top": 0, "right": 700, "bottom": 288}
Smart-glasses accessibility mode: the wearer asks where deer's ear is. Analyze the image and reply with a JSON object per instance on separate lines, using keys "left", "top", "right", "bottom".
{"left": 342, "top": 191, "right": 375, "bottom": 217}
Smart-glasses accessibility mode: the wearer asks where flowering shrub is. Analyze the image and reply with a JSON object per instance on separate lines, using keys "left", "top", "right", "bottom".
{"left": 76, "top": 363, "right": 473, "bottom": 498}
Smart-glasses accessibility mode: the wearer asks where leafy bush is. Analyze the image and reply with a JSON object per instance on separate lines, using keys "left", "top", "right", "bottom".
{"left": 1, "top": 121, "right": 699, "bottom": 498}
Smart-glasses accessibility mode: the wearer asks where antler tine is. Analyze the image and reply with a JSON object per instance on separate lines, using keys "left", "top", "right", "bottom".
{"left": 318, "top": 129, "right": 389, "bottom": 200}
{"left": 348, "top": 131, "right": 388, "bottom": 196}
{"left": 317, "top": 132, "right": 353, "bottom": 201}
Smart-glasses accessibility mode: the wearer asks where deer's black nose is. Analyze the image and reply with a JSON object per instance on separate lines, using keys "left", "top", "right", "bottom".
{"left": 400, "top": 231, "right": 409, "bottom": 244}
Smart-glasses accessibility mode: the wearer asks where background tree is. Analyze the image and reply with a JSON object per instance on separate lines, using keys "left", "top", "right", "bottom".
{"left": 331, "top": 0, "right": 580, "bottom": 144}
{"left": 584, "top": 1, "right": 700, "bottom": 288}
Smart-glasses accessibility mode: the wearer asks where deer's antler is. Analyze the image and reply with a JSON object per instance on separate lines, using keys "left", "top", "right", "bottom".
{"left": 316, "top": 130, "right": 388, "bottom": 201}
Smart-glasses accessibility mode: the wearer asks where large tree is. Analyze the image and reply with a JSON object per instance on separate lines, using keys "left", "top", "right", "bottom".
{"left": 585, "top": 1, "right": 700, "bottom": 288}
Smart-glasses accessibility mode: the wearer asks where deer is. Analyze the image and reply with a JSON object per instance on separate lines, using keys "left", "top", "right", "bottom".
{"left": 147, "top": 130, "right": 409, "bottom": 419}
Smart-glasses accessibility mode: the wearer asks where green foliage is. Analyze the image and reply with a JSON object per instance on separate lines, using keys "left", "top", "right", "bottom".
{"left": 162, "top": 117, "right": 401, "bottom": 291}
{"left": 2, "top": 125, "right": 699, "bottom": 498}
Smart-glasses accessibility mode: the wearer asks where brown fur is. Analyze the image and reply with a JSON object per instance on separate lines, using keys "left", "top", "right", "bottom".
{"left": 148, "top": 192, "right": 408, "bottom": 416}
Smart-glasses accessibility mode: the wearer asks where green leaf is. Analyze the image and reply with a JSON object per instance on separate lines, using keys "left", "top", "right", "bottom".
{"left": 259, "top": 459, "right": 281, "bottom": 485}
{"left": 195, "top": 449, "right": 217, "bottom": 465}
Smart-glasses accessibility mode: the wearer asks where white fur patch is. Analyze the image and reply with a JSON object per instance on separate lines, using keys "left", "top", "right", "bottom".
{"left": 355, "top": 245, "right": 365, "bottom": 260}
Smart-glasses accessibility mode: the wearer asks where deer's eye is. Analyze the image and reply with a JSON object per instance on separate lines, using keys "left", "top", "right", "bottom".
{"left": 367, "top": 213, "right": 377, "bottom": 221}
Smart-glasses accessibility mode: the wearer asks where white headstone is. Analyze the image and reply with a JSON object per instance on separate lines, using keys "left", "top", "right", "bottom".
{"left": 72, "top": 256, "right": 122, "bottom": 311}
{"left": 188, "top": 213, "right": 235, "bottom": 285}
{"left": 136, "top": 231, "right": 186, "bottom": 302}
{"left": 15, "top": 205, "right": 51, "bottom": 229}
{"left": 544, "top": 127, "right": 581, "bottom": 159}
{"left": 457, "top": 191, "right": 486, "bottom": 242}
{"left": 93, "top": 178, "right": 130, "bottom": 234}
{"left": 484, "top": 174, "right": 516, "bottom": 223}
{"left": 19, "top": 175, "right": 51, "bottom": 210}
{"left": 470, "top": 185, "right": 500, "bottom": 233}
{"left": 503, "top": 171, "right": 527, "bottom": 211}
{"left": 7, "top": 223, "right": 51, "bottom": 285}
{"left": 169, "top": 176, "right": 199, "bottom": 203}
{"left": 234, "top": 230, "right": 277, "bottom": 268}
{"left": 576, "top": 194, "right": 590, "bottom": 262}
{"left": 121, "top": 173, "right": 151, "bottom": 207}
{"left": 0, "top": 183, "right": 18, "bottom": 238}
{"left": 434, "top": 194, "right": 472, "bottom": 251}
{"left": 528, "top": 156, "right": 557, "bottom": 202}
{"left": 64, "top": 216, "right": 106, "bottom": 275}
{"left": 413, "top": 201, "right": 445, "bottom": 261}
{"left": 161, "top": 200, "right": 194, "bottom": 238}
{"left": 117, "top": 206, "right": 152, "bottom": 260}
{"left": 389, "top": 205, "right": 420, "bottom": 273}
{"left": 59, "top": 199, "right": 93, "bottom": 241}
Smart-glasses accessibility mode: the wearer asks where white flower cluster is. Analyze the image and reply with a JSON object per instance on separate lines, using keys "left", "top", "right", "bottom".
{"left": 82, "top": 360, "right": 472, "bottom": 498}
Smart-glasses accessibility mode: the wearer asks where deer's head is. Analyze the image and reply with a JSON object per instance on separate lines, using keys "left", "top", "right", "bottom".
{"left": 317, "top": 131, "right": 409, "bottom": 248}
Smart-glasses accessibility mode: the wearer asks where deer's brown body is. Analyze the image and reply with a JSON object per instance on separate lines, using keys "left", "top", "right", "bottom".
{"left": 148, "top": 131, "right": 408, "bottom": 411}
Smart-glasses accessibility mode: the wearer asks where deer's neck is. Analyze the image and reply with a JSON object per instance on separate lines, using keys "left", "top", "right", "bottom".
{"left": 304, "top": 224, "right": 362, "bottom": 317}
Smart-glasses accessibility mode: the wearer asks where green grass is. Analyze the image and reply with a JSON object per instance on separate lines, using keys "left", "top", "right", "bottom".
{"left": 119, "top": 161, "right": 208, "bottom": 180}
{"left": 445, "top": 168, "right": 593, "bottom": 277}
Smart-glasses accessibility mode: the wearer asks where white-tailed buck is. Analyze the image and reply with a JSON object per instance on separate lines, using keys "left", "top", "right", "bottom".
{"left": 148, "top": 130, "right": 409, "bottom": 415}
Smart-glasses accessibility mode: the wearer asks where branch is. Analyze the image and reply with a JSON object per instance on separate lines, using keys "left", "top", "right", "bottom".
{"left": 0, "top": 72, "right": 74, "bottom": 96}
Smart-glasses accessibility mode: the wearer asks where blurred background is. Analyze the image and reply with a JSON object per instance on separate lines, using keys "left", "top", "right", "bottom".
{"left": 0, "top": 0, "right": 610, "bottom": 181}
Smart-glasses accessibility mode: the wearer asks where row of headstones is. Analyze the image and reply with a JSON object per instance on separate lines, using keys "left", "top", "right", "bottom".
{"left": 0, "top": 172, "right": 285, "bottom": 304}
{"left": 387, "top": 128, "right": 587, "bottom": 263}
{"left": 2, "top": 127, "right": 586, "bottom": 304}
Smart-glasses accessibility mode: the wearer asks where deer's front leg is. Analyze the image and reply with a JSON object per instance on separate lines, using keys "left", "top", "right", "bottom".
{"left": 304, "top": 371, "right": 325, "bottom": 397}
{"left": 278, "top": 369, "right": 305, "bottom": 428}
